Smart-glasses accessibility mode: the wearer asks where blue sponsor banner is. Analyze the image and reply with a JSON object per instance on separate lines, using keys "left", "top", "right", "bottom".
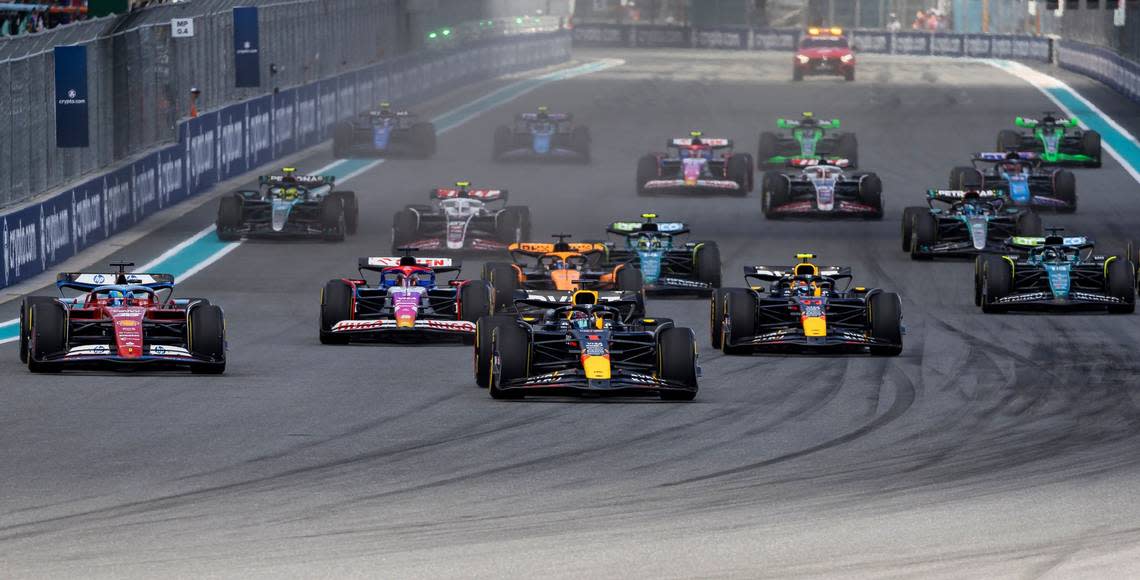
{"left": 694, "top": 28, "right": 748, "bottom": 50}
{"left": 964, "top": 34, "right": 993, "bottom": 58}
{"left": 54, "top": 45, "right": 90, "bottom": 148}
{"left": 184, "top": 112, "right": 218, "bottom": 195}
{"left": 39, "top": 190, "right": 75, "bottom": 269}
{"left": 157, "top": 145, "right": 186, "bottom": 208}
{"left": 131, "top": 154, "right": 160, "bottom": 222}
{"left": 295, "top": 83, "right": 320, "bottom": 149}
{"left": 272, "top": 88, "right": 297, "bottom": 159}
{"left": 4, "top": 205, "right": 43, "bottom": 286}
{"left": 72, "top": 177, "right": 106, "bottom": 249}
{"left": 216, "top": 103, "right": 246, "bottom": 180}
{"left": 233, "top": 6, "right": 261, "bottom": 88}
{"left": 318, "top": 79, "right": 338, "bottom": 141}
{"left": 245, "top": 95, "right": 273, "bottom": 169}
{"left": 102, "top": 164, "right": 134, "bottom": 237}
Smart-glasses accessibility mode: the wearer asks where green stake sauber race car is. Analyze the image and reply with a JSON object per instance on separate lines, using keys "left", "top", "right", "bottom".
{"left": 996, "top": 112, "right": 1102, "bottom": 168}
{"left": 757, "top": 112, "right": 858, "bottom": 170}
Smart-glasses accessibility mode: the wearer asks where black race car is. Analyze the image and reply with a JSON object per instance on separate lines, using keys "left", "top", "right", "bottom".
{"left": 902, "top": 189, "right": 1042, "bottom": 260}
{"left": 949, "top": 152, "right": 1076, "bottom": 212}
{"left": 493, "top": 106, "right": 590, "bottom": 162}
{"left": 216, "top": 168, "right": 358, "bottom": 241}
{"left": 761, "top": 160, "right": 882, "bottom": 219}
{"left": 332, "top": 102, "right": 436, "bottom": 158}
{"left": 391, "top": 182, "right": 531, "bottom": 253}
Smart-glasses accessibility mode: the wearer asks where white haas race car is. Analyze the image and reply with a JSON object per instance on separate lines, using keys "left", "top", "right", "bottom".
{"left": 636, "top": 132, "right": 754, "bottom": 196}
{"left": 761, "top": 158, "right": 883, "bottom": 219}
{"left": 391, "top": 181, "right": 532, "bottom": 253}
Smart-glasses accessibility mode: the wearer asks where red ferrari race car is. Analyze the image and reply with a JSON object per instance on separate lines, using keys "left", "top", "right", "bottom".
{"left": 18, "top": 262, "right": 226, "bottom": 373}
{"left": 794, "top": 27, "right": 855, "bottom": 82}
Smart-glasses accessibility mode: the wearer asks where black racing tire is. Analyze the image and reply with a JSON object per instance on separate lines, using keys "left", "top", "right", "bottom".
{"left": 321, "top": 197, "right": 346, "bottom": 242}
{"left": 636, "top": 154, "right": 658, "bottom": 195}
{"left": 695, "top": 242, "right": 721, "bottom": 288}
{"left": 615, "top": 265, "right": 643, "bottom": 292}
{"left": 837, "top": 133, "right": 858, "bottom": 168}
{"left": 27, "top": 302, "right": 67, "bottom": 373}
{"left": 709, "top": 288, "right": 728, "bottom": 349}
{"left": 188, "top": 304, "right": 226, "bottom": 374}
{"left": 1081, "top": 130, "right": 1102, "bottom": 167}
{"left": 901, "top": 207, "right": 926, "bottom": 253}
{"left": 722, "top": 289, "right": 757, "bottom": 355}
{"left": 867, "top": 292, "right": 903, "bottom": 356}
{"left": 762, "top": 171, "right": 790, "bottom": 218}
{"left": 726, "top": 154, "right": 753, "bottom": 193}
{"left": 973, "top": 255, "right": 988, "bottom": 307}
{"left": 1015, "top": 211, "right": 1043, "bottom": 236}
{"left": 859, "top": 173, "right": 884, "bottom": 219}
{"left": 571, "top": 125, "right": 591, "bottom": 162}
{"left": 332, "top": 122, "right": 354, "bottom": 158}
{"left": 489, "top": 322, "right": 529, "bottom": 399}
{"left": 19, "top": 296, "right": 56, "bottom": 364}
{"left": 475, "top": 315, "right": 516, "bottom": 388}
{"left": 319, "top": 279, "right": 353, "bottom": 345}
{"left": 482, "top": 262, "right": 520, "bottom": 313}
{"left": 910, "top": 211, "right": 938, "bottom": 260}
{"left": 410, "top": 122, "right": 437, "bottom": 158}
{"left": 981, "top": 256, "right": 1013, "bottom": 313}
{"left": 1127, "top": 239, "right": 1140, "bottom": 295}
{"left": 1106, "top": 257, "right": 1136, "bottom": 314}
{"left": 949, "top": 166, "right": 984, "bottom": 189}
{"left": 495, "top": 206, "right": 529, "bottom": 243}
{"left": 997, "top": 129, "right": 1022, "bottom": 153}
{"left": 658, "top": 327, "right": 698, "bottom": 400}
{"left": 391, "top": 208, "right": 419, "bottom": 252}
{"left": 459, "top": 281, "right": 494, "bottom": 324}
{"left": 757, "top": 132, "right": 779, "bottom": 169}
{"left": 334, "top": 191, "right": 359, "bottom": 235}
{"left": 216, "top": 195, "right": 243, "bottom": 241}
{"left": 492, "top": 125, "right": 512, "bottom": 161}
{"left": 1053, "top": 170, "right": 1077, "bottom": 213}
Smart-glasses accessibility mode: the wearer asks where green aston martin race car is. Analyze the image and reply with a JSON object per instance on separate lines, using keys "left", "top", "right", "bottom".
{"left": 757, "top": 112, "right": 858, "bottom": 169}
{"left": 996, "top": 113, "right": 1101, "bottom": 168}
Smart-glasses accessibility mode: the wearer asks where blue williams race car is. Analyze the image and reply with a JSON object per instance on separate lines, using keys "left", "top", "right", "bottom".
{"left": 950, "top": 152, "right": 1076, "bottom": 212}
{"left": 493, "top": 107, "right": 590, "bottom": 162}
{"left": 216, "top": 168, "right": 358, "bottom": 241}
{"left": 601, "top": 213, "right": 721, "bottom": 295}
{"left": 975, "top": 231, "right": 1134, "bottom": 313}
{"left": 903, "top": 189, "right": 1042, "bottom": 260}
{"left": 332, "top": 102, "right": 436, "bottom": 158}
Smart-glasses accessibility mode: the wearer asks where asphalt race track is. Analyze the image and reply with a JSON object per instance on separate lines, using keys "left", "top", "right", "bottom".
{"left": 3, "top": 49, "right": 1140, "bottom": 579}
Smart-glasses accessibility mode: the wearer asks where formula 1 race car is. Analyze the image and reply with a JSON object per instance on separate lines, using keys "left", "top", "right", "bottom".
{"left": 997, "top": 113, "right": 1101, "bottom": 168}
{"left": 949, "top": 152, "right": 1077, "bottom": 212}
{"left": 902, "top": 189, "right": 1043, "bottom": 260}
{"left": 332, "top": 102, "right": 436, "bottom": 158}
{"left": 18, "top": 262, "right": 225, "bottom": 373}
{"left": 319, "top": 253, "right": 494, "bottom": 344}
{"left": 711, "top": 254, "right": 903, "bottom": 355}
{"left": 757, "top": 113, "right": 858, "bottom": 169}
{"left": 601, "top": 213, "right": 721, "bottom": 294}
{"left": 636, "top": 131, "right": 753, "bottom": 195}
{"left": 480, "top": 235, "right": 644, "bottom": 310}
{"left": 761, "top": 160, "right": 882, "bottom": 219}
{"left": 216, "top": 168, "right": 358, "bottom": 241}
{"left": 975, "top": 231, "right": 1134, "bottom": 313}
{"left": 794, "top": 27, "right": 856, "bottom": 82}
{"left": 473, "top": 290, "right": 699, "bottom": 400}
{"left": 493, "top": 106, "right": 590, "bottom": 162}
{"left": 391, "top": 181, "right": 531, "bottom": 253}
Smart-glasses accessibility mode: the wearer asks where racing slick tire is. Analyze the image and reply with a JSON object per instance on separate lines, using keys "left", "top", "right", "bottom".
{"left": 321, "top": 197, "right": 347, "bottom": 242}
{"left": 837, "top": 133, "right": 858, "bottom": 168}
{"left": 492, "top": 125, "right": 512, "bottom": 161}
{"left": 216, "top": 195, "right": 243, "bottom": 241}
{"left": 1127, "top": 240, "right": 1140, "bottom": 295}
{"left": 489, "top": 322, "right": 530, "bottom": 399}
{"left": 189, "top": 304, "right": 226, "bottom": 374}
{"left": 757, "top": 132, "right": 779, "bottom": 169}
{"left": 636, "top": 154, "right": 658, "bottom": 195}
{"left": 332, "top": 122, "right": 353, "bottom": 159}
{"left": 722, "top": 289, "right": 757, "bottom": 355}
{"left": 1082, "top": 130, "right": 1102, "bottom": 167}
{"left": 658, "top": 327, "right": 699, "bottom": 401}
{"left": 997, "top": 129, "right": 1022, "bottom": 153}
{"left": 27, "top": 301, "right": 67, "bottom": 373}
{"left": 1015, "top": 211, "right": 1043, "bottom": 236}
{"left": 949, "top": 166, "right": 984, "bottom": 189}
{"left": 973, "top": 256, "right": 987, "bottom": 307}
{"left": 867, "top": 292, "right": 903, "bottom": 356}
{"left": 695, "top": 242, "right": 722, "bottom": 288}
{"left": 615, "top": 265, "right": 644, "bottom": 293}
{"left": 981, "top": 256, "right": 1013, "bottom": 313}
{"left": 20, "top": 297, "right": 58, "bottom": 365}
{"left": 709, "top": 289, "right": 728, "bottom": 349}
{"left": 333, "top": 191, "right": 359, "bottom": 235}
{"left": 391, "top": 208, "right": 419, "bottom": 252}
{"left": 909, "top": 211, "right": 938, "bottom": 261}
{"left": 762, "top": 171, "right": 790, "bottom": 219}
{"left": 495, "top": 206, "right": 530, "bottom": 244}
{"left": 319, "top": 280, "right": 353, "bottom": 345}
{"left": 571, "top": 125, "right": 591, "bottom": 163}
{"left": 901, "top": 207, "right": 926, "bottom": 252}
{"left": 459, "top": 281, "right": 495, "bottom": 344}
{"left": 482, "top": 262, "right": 521, "bottom": 313}
{"left": 1106, "top": 257, "right": 1136, "bottom": 314}
{"left": 475, "top": 315, "right": 517, "bottom": 388}
{"left": 726, "top": 154, "right": 753, "bottom": 194}
{"left": 410, "top": 122, "right": 437, "bottom": 158}
{"left": 858, "top": 173, "right": 884, "bottom": 220}
{"left": 1053, "top": 170, "right": 1077, "bottom": 213}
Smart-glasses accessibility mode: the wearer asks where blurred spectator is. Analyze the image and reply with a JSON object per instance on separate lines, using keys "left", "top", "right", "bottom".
{"left": 887, "top": 12, "right": 901, "bottom": 32}
{"left": 0, "top": 0, "right": 176, "bottom": 37}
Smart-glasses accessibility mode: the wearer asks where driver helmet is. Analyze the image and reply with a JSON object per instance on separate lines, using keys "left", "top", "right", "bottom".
{"left": 1042, "top": 247, "right": 1062, "bottom": 261}
{"left": 536, "top": 106, "right": 550, "bottom": 121}
{"left": 568, "top": 309, "right": 592, "bottom": 329}
{"left": 107, "top": 289, "right": 134, "bottom": 306}
{"left": 1001, "top": 152, "right": 1024, "bottom": 173}
{"left": 378, "top": 101, "right": 393, "bottom": 116}
{"left": 791, "top": 280, "right": 811, "bottom": 296}
{"left": 636, "top": 236, "right": 662, "bottom": 251}
{"left": 280, "top": 187, "right": 299, "bottom": 200}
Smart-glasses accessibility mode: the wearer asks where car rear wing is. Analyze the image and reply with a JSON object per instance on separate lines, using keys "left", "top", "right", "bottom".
{"left": 926, "top": 189, "right": 1005, "bottom": 202}
{"left": 509, "top": 242, "right": 607, "bottom": 257}
{"left": 358, "top": 257, "right": 463, "bottom": 273}
{"left": 788, "top": 158, "right": 850, "bottom": 168}
{"left": 668, "top": 138, "right": 731, "bottom": 149}
{"left": 56, "top": 272, "right": 175, "bottom": 291}
{"left": 260, "top": 174, "right": 335, "bottom": 187}
{"left": 517, "top": 112, "right": 571, "bottom": 122}
{"left": 974, "top": 151, "right": 1038, "bottom": 162}
{"left": 606, "top": 221, "right": 688, "bottom": 235}
{"left": 1015, "top": 116, "right": 1078, "bottom": 129}
{"left": 432, "top": 188, "right": 507, "bottom": 202}
{"left": 777, "top": 118, "right": 840, "bottom": 130}
{"left": 1007, "top": 236, "right": 1092, "bottom": 249}
{"left": 743, "top": 265, "right": 851, "bottom": 281}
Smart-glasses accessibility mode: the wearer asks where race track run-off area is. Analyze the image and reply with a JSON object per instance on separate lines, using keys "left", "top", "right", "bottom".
{"left": 3, "top": 50, "right": 1140, "bottom": 579}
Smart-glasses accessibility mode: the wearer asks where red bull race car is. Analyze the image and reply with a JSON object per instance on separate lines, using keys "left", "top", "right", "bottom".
{"left": 18, "top": 262, "right": 225, "bottom": 373}
{"left": 636, "top": 132, "right": 753, "bottom": 196}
